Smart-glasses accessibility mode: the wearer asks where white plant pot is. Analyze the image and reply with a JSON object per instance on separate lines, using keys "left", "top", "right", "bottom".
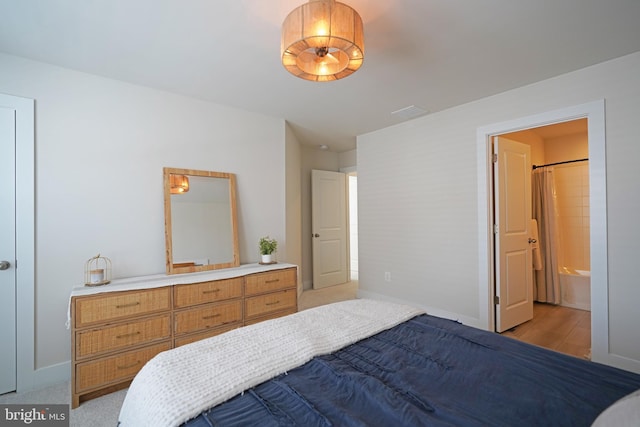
{"left": 261, "top": 254, "right": 273, "bottom": 264}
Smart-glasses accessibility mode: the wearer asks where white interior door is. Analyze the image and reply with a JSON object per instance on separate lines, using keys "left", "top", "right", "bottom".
{"left": 494, "top": 136, "right": 533, "bottom": 332}
{"left": 0, "top": 104, "right": 17, "bottom": 394}
{"left": 311, "top": 170, "right": 348, "bottom": 289}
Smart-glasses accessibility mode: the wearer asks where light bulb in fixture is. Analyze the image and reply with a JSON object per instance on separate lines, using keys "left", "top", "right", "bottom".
{"left": 169, "top": 174, "right": 190, "bottom": 194}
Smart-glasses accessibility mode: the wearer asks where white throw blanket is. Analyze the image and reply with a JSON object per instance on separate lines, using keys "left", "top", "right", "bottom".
{"left": 118, "top": 299, "right": 423, "bottom": 427}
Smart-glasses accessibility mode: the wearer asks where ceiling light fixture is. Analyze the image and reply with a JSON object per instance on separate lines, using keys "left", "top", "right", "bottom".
{"left": 281, "top": 0, "right": 364, "bottom": 82}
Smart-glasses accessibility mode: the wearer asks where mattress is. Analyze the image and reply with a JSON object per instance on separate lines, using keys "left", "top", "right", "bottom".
{"left": 183, "top": 314, "right": 640, "bottom": 426}
{"left": 118, "top": 300, "right": 640, "bottom": 427}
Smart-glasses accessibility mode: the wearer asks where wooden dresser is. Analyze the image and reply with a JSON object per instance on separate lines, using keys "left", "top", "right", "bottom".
{"left": 70, "top": 264, "right": 297, "bottom": 408}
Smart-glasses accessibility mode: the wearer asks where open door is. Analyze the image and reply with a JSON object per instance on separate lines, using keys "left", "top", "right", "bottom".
{"left": 311, "top": 169, "right": 348, "bottom": 289}
{"left": 494, "top": 136, "right": 533, "bottom": 332}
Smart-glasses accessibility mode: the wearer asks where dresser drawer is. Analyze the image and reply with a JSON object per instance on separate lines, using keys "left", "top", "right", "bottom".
{"left": 174, "top": 277, "right": 243, "bottom": 308}
{"left": 75, "top": 314, "right": 171, "bottom": 360}
{"left": 245, "top": 268, "right": 296, "bottom": 296}
{"left": 244, "top": 308, "right": 297, "bottom": 326}
{"left": 174, "top": 300, "right": 242, "bottom": 336}
{"left": 245, "top": 289, "right": 297, "bottom": 319}
{"left": 174, "top": 324, "right": 240, "bottom": 347}
{"left": 75, "top": 341, "right": 171, "bottom": 392}
{"left": 74, "top": 288, "right": 171, "bottom": 328}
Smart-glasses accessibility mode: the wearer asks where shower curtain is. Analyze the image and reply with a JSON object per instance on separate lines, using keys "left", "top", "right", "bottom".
{"left": 532, "top": 168, "right": 561, "bottom": 304}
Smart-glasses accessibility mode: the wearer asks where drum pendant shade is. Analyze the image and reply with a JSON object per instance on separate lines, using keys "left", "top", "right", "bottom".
{"left": 281, "top": 0, "right": 364, "bottom": 82}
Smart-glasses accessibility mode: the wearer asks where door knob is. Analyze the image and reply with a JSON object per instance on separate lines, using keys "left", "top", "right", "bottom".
{"left": 528, "top": 238, "right": 537, "bottom": 244}
{"left": 0, "top": 260, "right": 10, "bottom": 270}
{"left": 313, "top": 233, "right": 320, "bottom": 238}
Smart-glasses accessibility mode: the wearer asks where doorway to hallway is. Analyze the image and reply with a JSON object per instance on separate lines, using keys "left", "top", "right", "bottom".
{"left": 348, "top": 173, "right": 358, "bottom": 281}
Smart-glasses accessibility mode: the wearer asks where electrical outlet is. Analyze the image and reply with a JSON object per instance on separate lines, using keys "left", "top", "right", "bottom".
{"left": 384, "top": 272, "right": 391, "bottom": 282}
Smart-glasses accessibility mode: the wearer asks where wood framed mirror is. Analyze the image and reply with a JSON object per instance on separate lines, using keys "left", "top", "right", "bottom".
{"left": 163, "top": 167, "right": 240, "bottom": 274}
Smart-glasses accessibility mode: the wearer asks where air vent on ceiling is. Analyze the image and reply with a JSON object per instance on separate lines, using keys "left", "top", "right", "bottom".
{"left": 391, "top": 105, "right": 429, "bottom": 121}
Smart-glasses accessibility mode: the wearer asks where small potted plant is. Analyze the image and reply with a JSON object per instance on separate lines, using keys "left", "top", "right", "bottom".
{"left": 259, "top": 236, "right": 278, "bottom": 264}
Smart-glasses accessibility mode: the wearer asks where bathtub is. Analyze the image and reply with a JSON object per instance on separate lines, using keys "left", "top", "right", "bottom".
{"left": 559, "top": 267, "right": 591, "bottom": 311}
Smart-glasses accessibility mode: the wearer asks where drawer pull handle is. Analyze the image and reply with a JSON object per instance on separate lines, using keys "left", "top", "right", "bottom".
{"left": 115, "top": 302, "right": 141, "bottom": 309}
{"left": 202, "top": 289, "right": 220, "bottom": 294}
{"left": 265, "top": 279, "right": 280, "bottom": 284}
{"left": 202, "top": 314, "right": 222, "bottom": 320}
{"left": 117, "top": 361, "right": 140, "bottom": 370}
{"left": 116, "top": 331, "right": 141, "bottom": 339}
{"left": 265, "top": 300, "right": 281, "bottom": 306}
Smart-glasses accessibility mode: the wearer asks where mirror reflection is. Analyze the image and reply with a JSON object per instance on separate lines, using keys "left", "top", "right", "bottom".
{"left": 163, "top": 167, "right": 239, "bottom": 274}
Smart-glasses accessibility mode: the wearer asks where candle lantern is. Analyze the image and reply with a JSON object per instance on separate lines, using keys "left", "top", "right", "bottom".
{"left": 84, "top": 254, "right": 112, "bottom": 286}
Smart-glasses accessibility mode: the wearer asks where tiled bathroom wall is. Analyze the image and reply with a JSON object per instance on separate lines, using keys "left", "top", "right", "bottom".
{"left": 554, "top": 163, "right": 590, "bottom": 270}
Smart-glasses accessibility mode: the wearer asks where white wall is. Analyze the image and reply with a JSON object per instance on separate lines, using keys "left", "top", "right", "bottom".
{"left": 339, "top": 149, "right": 357, "bottom": 170}
{"left": 0, "top": 53, "right": 289, "bottom": 384}
{"left": 284, "top": 123, "right": 303, "bottom": 293}
{"left": 357, "top": 51, "right": 640, "bottom": 369}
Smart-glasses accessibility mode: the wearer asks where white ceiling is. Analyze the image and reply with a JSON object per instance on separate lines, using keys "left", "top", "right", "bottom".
{"left": 1, "top": 0, "right": 639, "bottom": 152}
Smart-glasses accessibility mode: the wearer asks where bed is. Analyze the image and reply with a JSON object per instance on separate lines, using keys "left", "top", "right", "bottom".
{"left": 117, "top": 299, "right": 640, "bottom": 427}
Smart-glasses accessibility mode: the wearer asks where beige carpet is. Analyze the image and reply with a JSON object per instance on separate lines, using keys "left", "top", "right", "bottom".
{"left": 298, "top": 280, "right": 358, "bottom": 310}
{"left": 0, "top": 381, "right": 126, "bottom": 427}
{"left": 0, "top": 280, "right": 358, "bottom": 427}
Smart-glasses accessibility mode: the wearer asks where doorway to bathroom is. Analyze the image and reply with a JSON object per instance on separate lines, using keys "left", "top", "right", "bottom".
{"left": 478, "top": 100, "right": 608, "bottom": 364}
{"left": 502, "top": 120, "right": 590, "bottom": 306}
{"left": 497, "top": 119, "right": 592, "bottom": 358}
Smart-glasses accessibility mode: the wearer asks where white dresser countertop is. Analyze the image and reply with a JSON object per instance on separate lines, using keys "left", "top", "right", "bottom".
{"left": 66, "top": 263, "right": 297, "bottom": 328}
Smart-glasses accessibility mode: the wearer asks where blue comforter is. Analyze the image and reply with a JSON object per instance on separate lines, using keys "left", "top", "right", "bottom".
{"left": 183, "top": 314, "right": 640, "bottom": 426}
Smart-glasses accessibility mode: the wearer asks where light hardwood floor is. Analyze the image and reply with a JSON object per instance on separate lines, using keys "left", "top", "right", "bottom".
{"left": 501, "top": 302, "right": 591, "bottom": 360}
